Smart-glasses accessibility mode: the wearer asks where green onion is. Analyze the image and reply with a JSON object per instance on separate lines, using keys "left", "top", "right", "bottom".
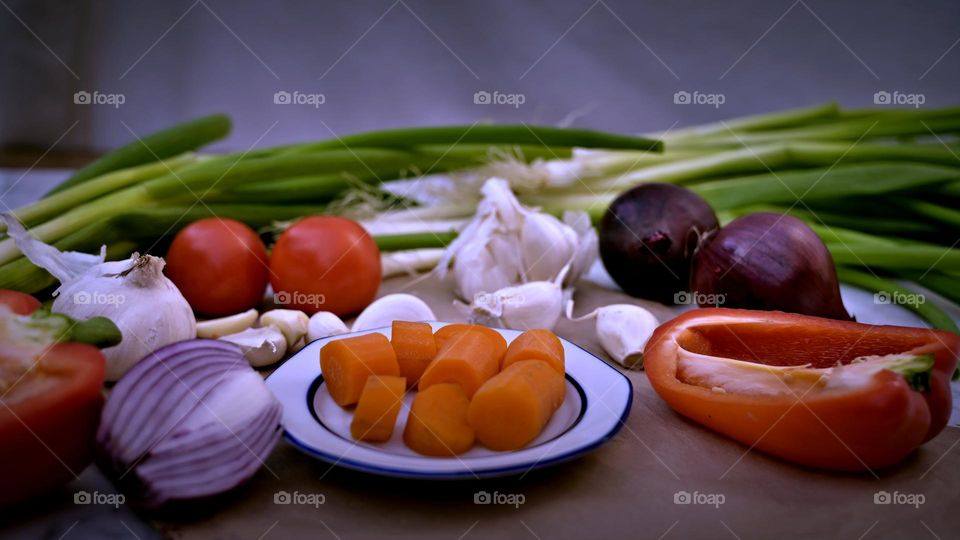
{"left": 45, "top": 114, "right": 230, "bottom": 195}
{"left": 835, "top": 267, "right": 958, "bottom": 333}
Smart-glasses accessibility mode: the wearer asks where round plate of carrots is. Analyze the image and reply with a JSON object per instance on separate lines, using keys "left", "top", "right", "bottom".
{"left": 265, "top": 321, "right": 633, "bottom": 479}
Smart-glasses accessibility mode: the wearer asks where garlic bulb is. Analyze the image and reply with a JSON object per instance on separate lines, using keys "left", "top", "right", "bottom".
{"left": 352, "top": 294, "right": 437, "bottom": 332}
{"left": 2, "top": 214, "right": 196, "bottom": 381}
{"left": 436, "top": 178, "right": 596, "bottom": 300}
{"left": 566, "top": 301, "right": 659, "bottom": 369}
{"left": 468, "top": 266, "right": 568, "bottom": 331}
{"left": 307, "top": 311, "right": 349, "bottom": 342}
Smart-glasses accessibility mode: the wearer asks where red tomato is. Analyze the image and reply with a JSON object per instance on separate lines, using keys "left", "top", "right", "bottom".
{"left": 270, "top": 216, "right": 381, "bottom": 316}
{"left": 0, "top": 290, "right": 42, "bottom": 315}
{"left": 165, "top": 219, "right": 269, "bottom": 316}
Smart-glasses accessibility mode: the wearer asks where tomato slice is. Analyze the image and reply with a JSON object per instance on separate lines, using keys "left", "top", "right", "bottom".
{"left": 0, "top": 290, "right": 42, "bottom": 316}
{"left": 1, "top": 341, "right": 105, "bottom": 507}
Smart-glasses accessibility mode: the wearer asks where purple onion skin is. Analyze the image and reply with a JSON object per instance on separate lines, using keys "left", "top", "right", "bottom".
{"left": 691, "top": 212, "right": 852, "bottom": 320}
{"left": 600, "top": 184, "right": 719, "bottom": 304}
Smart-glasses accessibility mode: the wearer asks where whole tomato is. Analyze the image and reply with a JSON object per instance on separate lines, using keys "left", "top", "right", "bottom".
{"left": 270, "top": 216, "right": 381, "bottom": 316}
{"left": 165, "top": 218, "right": 269, "bottom": 316}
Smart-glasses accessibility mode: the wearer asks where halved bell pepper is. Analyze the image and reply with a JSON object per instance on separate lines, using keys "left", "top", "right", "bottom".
{"left": 0, "top": 292, "right": 121, "bottom": 507}
{"left": 644, "top": 308, "right": 959, "bottom": 471}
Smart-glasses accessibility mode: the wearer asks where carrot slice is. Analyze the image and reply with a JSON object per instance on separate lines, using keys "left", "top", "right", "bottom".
{"left": 502, "top": 329, "right": 565, "bottom": 375}
{"left": 391, "top": 321, "right": 437, "bottom": 388}
{"left": 403, "top": 383, "right": 475, "bottom": 456}
{"left": 467, "top": 360, "right": 566, "bottom": 451}
{"left": 350, "top": 375, "right": 407, "bottom": 442}
{"left": 434, "top": 324, "right": 507, "bottom": 366}
{"left": 320, "top": 333, "right": 400, "bottom": 407}
{"left": 419, "top": 330, "right": 500, "bottom": 398}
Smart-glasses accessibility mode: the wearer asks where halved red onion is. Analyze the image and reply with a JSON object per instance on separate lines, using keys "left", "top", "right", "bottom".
{"left": 96, "top": 339, "right": 283, "bottom": 508}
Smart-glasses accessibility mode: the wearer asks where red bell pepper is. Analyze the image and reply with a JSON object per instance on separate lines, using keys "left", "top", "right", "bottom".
{"left": 644, "top": 308, "right": 959, "bottom": 471}
{"left": 0, "top": 291, "right": 120, "bottom": 507}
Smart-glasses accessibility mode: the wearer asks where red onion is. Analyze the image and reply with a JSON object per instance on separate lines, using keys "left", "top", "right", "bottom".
{"left": 96, "top": 339, "right": 282, "bottom": 508}
{"left": 690, "top": 212, "right": 851, "bottom": 320}
{"left": 600, "top": 184, "right": 719, "bottom": 304}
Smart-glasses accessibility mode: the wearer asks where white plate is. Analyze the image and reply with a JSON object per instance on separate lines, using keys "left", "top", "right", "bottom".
{"left": 265, "top": 322, "right": 633, "bottom": 479}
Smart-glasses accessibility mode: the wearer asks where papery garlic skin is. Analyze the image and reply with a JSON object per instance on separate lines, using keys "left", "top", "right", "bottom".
{"left": 438, "top": 178, "right": 596, "bottom": 301}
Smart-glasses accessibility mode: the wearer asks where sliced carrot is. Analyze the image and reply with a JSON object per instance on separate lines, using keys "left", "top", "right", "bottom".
{"left": 403, "top": 383, "right": 475, "bottom": 456}
{"left": 391, "top": 321, "right": 437, "bottom": 388}
{"left": 350, "top": 375, "right": 407, "bottom": 442}
{"left": 320, "top": 333, "right": 400, "bottom": 407}
{"left": 419, "top": 329, "right": 500, "bottom": 398}
{"left": 467, "top": 360, "right": 566, "bottom": 451}
{"left": 502, "top": 329, "right": 565, "bottom": 375}
{"left": 434, "top": 324, "right": 507, "bottom": 366}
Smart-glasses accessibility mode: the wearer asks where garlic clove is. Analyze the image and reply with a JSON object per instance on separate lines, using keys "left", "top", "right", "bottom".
{"left": 468, "top": 276, "right": 565, "bottom": 331}
{"left": 220, "top": 326, "right": 288, "bottom": 367}
{"left": 352, "top": 294, "right": 436, "bottom": 332}
{"left": 196, "top": 309, "right": 259, "bottom": 339}
{"left": 567, "top": 301, "right": 659, "bottom": 370}
{"left": 520, "top": 212, "right": 576, "bottom": 282}
{"left": 259, "top": 309, "right": 309, "bottom": 348}
{"left": 307, "top": 311, "right": 349, "bottom": 342}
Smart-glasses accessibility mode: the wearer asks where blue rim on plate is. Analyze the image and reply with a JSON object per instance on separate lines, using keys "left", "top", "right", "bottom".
{"left": 265, "top": 323, "right": 633, "bottom": 479}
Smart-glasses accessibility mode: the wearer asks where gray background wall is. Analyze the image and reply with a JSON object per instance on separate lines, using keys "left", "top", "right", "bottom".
{"left": 1, "top": 0, "right": 958, "bottom": 152}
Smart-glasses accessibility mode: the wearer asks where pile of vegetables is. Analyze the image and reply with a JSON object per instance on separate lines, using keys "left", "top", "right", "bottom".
{"left": 2, "top": 102, "right": 960, "bottom": 505}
